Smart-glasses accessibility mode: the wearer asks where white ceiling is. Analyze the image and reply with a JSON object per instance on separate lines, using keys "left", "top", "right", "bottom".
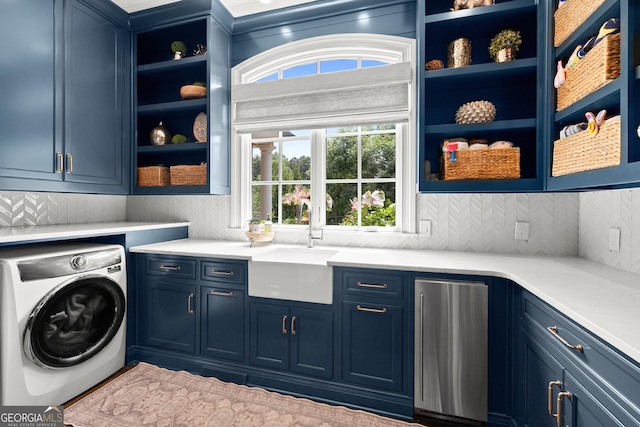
{"left": 111, "top": 0, "right": 319, "bottom": 17}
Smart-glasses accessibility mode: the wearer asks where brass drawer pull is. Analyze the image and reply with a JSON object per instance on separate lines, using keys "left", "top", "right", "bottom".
{"left": 209, "top": 290, "right": 233, "bottom": 297}
{"left": 357, "top": 305, "right": 387, "bottom": 314}
{"left": 291, "top": 316, "right": 296, "bottom": 335}
{"left": 282, "top": 315, "right": 287, "bottom": 334}
{"left": 547, "top": 326, "right": 583, "bottom": 352}
{"left": 159, "top": 265, "right": 181, "bottom": 271}
{"left": 66, "top": 153, "right": 73, "bottom": 173}
{"left": 357, "top": 281, "right": 387, "bottom": 289}
{"left": 210, "top": 269, "right": 234, "bottom": 276}
{"left": 548, "top": 380, "right": 561, "bottom": 416}
{"left": 187, "top": 293, "right": 194, "bottom": 314}
{"left": 56, "top": 152, "right": 63, "bottom": 173}
{"left": 556, "top": 391, "right": 572, "bottom": 427}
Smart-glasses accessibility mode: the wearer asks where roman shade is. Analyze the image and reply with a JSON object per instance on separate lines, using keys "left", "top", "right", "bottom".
{"left": 232, "top": 62, "right": 412, "bottom": 133}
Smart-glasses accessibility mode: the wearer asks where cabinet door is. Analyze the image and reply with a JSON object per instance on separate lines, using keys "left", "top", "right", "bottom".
{"left": 140, "top": 280, "right": 197, "bottom": 354}
{"left": 64, "top": 0, "right": 127, "bottom": 188}
{"left": 290, "top": 306, "right": 333, "bottom": 379}
{"left": 201, "top": 286, "right": 245, "bottom": 362}
{"left": 521, "top": 329, "right": 565, "bottom": 427}
{"left": 0, "top": 0, "right": 60, "bottom": 182}
{"left": 341, "top": 301, "right": 404, "bottom": 392}
{"left": 563, "top": 371, "right": 626, "bottom": 427}
{"left": 249, "top": 301, "right": 289, "bottom": 370}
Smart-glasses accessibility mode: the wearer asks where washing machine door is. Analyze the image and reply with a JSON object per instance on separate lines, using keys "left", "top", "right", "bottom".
{"left": 23, "top": 275, "right": 125, "bottom": 368}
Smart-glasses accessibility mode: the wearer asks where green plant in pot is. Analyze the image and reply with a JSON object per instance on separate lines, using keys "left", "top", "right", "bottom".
{"left": 171, "top": 40, "right": 187, "bottom": 60}
{"left": 488, "top": 29, "right": 522, "bottom": 62}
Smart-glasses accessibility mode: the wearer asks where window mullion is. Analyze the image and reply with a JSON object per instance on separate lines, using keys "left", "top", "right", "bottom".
{"left": 310, "top": 129, "right": 325, "bottom": 228}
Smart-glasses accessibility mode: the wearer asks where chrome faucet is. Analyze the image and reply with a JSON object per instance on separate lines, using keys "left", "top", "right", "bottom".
{"left": 308, "top": 210, "right": 323, "bottom": 248}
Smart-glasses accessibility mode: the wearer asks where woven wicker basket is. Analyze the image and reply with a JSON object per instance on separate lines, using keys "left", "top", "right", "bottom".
{"left": 441, "top": 148, "right": 520, "bottom": 180}
{"left": 552, "top": 116, "right": 620, "bottom": 177}
{"left": 554, "top": 0, "right": 606, "bottom": 47}
{"left": 170, "top": 163, "right": 207, "bottom": 186}
{"left": 137, "top": 166, "right": 169, "bottom": 187}
{"left": 556, "top": 33, "right": 620, "bottom": 112}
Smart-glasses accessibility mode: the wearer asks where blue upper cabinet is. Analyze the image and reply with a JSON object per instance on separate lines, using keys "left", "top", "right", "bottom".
{"left": 131, "top": 3, "right": 231, "bottom": 195}
{"left": 417, "top": 0, "right": 545, "bottom": 193}
{"left": 546, "top": 0, "right": 640, "bottom": 190}
{"left": 0, "top": 0, "right": 130, "bottom": 194}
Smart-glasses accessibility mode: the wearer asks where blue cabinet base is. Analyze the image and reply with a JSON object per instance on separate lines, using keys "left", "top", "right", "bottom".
{"left": 126, "top": 346, "right": 414, "bottom": 421}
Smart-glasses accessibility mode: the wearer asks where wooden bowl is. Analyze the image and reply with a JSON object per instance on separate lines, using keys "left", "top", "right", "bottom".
{"left": 180, "top": 85, "right": 207, "bottom": 100}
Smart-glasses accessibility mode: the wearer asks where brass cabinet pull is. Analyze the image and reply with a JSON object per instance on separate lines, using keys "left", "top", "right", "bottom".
{"left": 209, "top": 290, "right": 233, "bottom": 297}
{"left": 282, "top": 315, "right": 287, "bottom": 334}
{"left": 291, "top": 316, "right": 296, "bottom": 335}
{"left": 547, "top": 326, "right": 584, "bottom": 352}
{"left": 548, "top": 380, "right": 561, "bottom": 416}
{"left": 56, "top": 152, "right": 63, "bottom": 173}
{"left": 159, "top": 264, "right": 181, "bottom": 271}
{"left": 357, "top": 281, "right": 387, "bottom": 289}
{"left": 357, "top": 305, "right": 387, "bottom": 314}
{"left": 187, "top": 293, "right": 194, "bottom": 314}
{"left": 66, "top": 153, "right": 73, "bottom": 173}
{"left": 556, "top": 391, "right": 572, "bottom": 427}
{"left": 210, "top": 269, "right": 234, "bottom": 276}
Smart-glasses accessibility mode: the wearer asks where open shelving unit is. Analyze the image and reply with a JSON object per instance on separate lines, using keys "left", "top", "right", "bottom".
{"left": 132, "top": 14, "right": 231, "bottom": 195}
{"left": 417, "top": 0, "right": 544, "bottom": 193}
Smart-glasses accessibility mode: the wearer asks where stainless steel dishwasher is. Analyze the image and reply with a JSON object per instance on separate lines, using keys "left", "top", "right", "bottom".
{"left": 414, "top": 278, "right": 488, "bottom": 423}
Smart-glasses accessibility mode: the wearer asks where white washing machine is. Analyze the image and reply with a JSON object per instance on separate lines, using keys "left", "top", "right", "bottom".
{"left": 0, "top": 243, "right": 127, "bottom": 405}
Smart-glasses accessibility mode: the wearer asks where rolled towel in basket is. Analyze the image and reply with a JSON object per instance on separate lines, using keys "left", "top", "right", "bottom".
{"left": 560, "top": 122, "right": 588, "bottom": 139}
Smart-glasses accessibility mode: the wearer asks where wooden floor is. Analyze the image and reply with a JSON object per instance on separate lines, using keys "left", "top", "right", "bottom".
{"left": 63, "top": 364, "right": 479, "bottom": 427}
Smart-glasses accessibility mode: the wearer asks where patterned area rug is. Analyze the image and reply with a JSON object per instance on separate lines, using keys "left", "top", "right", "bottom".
{"left": 65, "top": 362, "right": 418, "bottom": 427}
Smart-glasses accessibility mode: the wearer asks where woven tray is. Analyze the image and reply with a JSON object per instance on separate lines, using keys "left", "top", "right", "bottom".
{"left": 557, "top": 33, "right": 620, "bottom": 112}
{"left": 554, "top": 0, "right": 606, "bottom": 47}
{"left": 137, "top": 166, "right": 169, "bottom": 187}
{"left": 170, "top": 163, "right": 207, "bottom": 186}
{"left": 552, "top": 116, "right": 620, "bottom": 177}
{"left": 441, "top": 148, "right": 520, "bottom": 180}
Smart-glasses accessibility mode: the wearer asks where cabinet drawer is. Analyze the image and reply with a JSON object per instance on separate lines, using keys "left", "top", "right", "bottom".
{"left": 340, "top": 269, "right": 405, "bottom": 300}
{"left": 145, "top": 256, "right": 196, "bottom": 280}
{"left": 201, "top": 260, "right": 246, "bottom": 286}
{"left": 521, "top": 291, "right": 640, "bottom": 415}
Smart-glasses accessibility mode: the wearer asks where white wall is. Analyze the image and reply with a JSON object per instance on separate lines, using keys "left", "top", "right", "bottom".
{"left": 126, "top": 192, "right": 580, "bottom": 256}
{"left": 0, "top": 191, "right": 126, "bottom": 226}
{"left": 4, "top": 188, "right": 639, "bottom": 276}
{"left": 579, "top": 188, "right": 640, "bottom": 274}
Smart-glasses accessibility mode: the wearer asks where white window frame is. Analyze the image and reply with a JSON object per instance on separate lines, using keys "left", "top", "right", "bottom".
{"left": 231, "top": 34, "right": 416, "bottom": 233}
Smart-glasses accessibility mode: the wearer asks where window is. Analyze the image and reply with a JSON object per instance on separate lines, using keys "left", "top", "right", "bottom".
{"left": 250, "top": 124, "right": 399, "bottom": 230}
{"left": 231, "top": 34, "right": 416, "bottom": 233}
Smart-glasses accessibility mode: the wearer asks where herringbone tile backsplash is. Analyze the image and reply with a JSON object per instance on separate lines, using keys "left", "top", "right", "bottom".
{"left": 0, "top": 191, "right": 126, "bottom": 226}
{"left": 3, "top": 189, "right": 639, "bottom": 275}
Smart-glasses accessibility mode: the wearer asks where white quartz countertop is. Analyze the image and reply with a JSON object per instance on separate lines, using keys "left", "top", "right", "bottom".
{"left": 0, "top": 222, "right": 190, "bottom": 244}
{"left": 131, "top": 238, "right": 640, "bottom": 365}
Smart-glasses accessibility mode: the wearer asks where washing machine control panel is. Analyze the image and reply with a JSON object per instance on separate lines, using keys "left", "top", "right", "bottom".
{"left": 70, "top": 255, "right": 88, "bottom": 270}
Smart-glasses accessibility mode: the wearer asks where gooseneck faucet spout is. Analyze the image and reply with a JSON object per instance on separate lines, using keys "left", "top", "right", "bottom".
{"left": 308, "top": 211, "right": 323, "bottom": 248}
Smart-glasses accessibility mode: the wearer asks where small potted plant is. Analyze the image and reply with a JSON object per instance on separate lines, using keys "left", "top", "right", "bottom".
{"left": 171, "top": 40, "right": 187, "bottom": 60}
{"left": 247, "top": 218, "right": 262, "bottom": 233}
{"left": 488, "top": 29, "right": 522, "bottom": 62}
{"left": 179, "top": 81, "right": 207, "bottom": 100}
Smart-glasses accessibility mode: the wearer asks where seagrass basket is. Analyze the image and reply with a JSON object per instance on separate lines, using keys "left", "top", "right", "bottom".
{"left": 556, "top": 33, "right": 620, "bottom": 111}
{"left": 441, "top": 148, "right": 520, "bottom": 180}
{"left": 552, "top": 116, "right": 620, "bottom": 176}
{"left": 170, "top": 163, "right": 207, "bottom": 186}
{"left": 137, "top": 166, "right": 169, "bottom": 187}
{"left": 554, "top": 0, "right": 606, "bottom": 47}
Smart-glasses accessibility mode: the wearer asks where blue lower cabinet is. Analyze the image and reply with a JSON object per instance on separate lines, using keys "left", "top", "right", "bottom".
{"left": 139, "top": 280, "right": 198, "bottom": 354}
{"left": 249, "top": 299, "right": 334, "bottom": 380}
{"left": 341, "top": 300, "right": 405, "bottom": 392}
{"left": 516, "top": 289, "right": 640, "bottom": 427}
{"left": 201, "top": 286, "right": 245, "bottom": 362}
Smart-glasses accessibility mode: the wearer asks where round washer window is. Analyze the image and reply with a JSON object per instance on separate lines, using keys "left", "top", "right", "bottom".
{"left": 24, "top": 276, "right": 125, "bottom": 368}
